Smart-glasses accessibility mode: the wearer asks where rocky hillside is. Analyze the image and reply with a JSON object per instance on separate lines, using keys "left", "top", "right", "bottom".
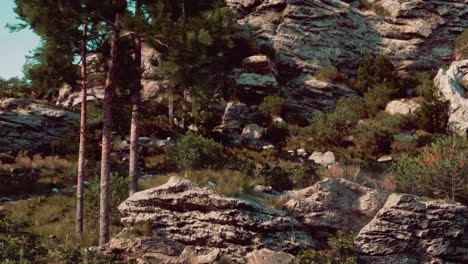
{"left": 226, "top": 0, "right": 468, "bottom": 113}
{"left": 100, "top": 177, "right": 468, "bottom": 264}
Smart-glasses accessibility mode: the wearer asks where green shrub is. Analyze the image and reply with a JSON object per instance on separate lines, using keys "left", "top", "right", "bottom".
{"left": 264, "top": 123, "right": 290, "bottom": 147}
{"left": 190, "top": 169, "right": 257, "bottom": 197}
{"left": 390, "top": 135, "right": 468, "bottom": 202}
{"left": 0, "top": 152, "right": 15, "bottom": 164}
{"left": 414, "top": 94, "right": 449, "bottom": 133}
{"left": 314, "top": 66, "right": 349, "bottom": 84}
{"left": 371, "top": 112, "right": 410, "bottom": 133}
{"left": 169, "top": 133, "right": 224, "bottom": 173}
{"left": 258, "top": 95, "right": 285, "bottom": 117}
{"left": 455, "top": 29, "right": 468, "bottom": 60}
{"left": 351, "top": 123, "right": 393, "bottom": 157}
{"left": 334, "top": 96, "right": 367, "bottom": 119}
{"left": 260, "top": 164, "right": 294, "bottom": 192}
{"left": 355, "top": 54, "right": 399, "bottom": 95}
{"left": 363, "top": 83, "right": 398, "bottom": 116}
{"left": 51, "top": 246, "right": 137, "bottom": 264}
{"left": 0, "top": 212, "right": 48, "bottom": 264}
{"left": 293, "top": 230, "right": 357, "bottom": 264}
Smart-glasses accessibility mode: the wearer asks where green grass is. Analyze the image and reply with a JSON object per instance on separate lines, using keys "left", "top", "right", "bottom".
{"left": 4, "top": 195, "right": 123, "bottom": 250}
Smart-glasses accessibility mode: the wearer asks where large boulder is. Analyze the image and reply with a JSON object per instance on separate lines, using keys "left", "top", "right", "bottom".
{"left": 0, "top": 98, "right": 79, "bottom": 153}
{"left": 281, "top": 178, "right": 390, "bottom": 239}
{"left": 118, "top": 177, "right": 318, "bottom": 263}
{"left": 356, "top": 194, "right": 468, "bottom": 264}
{"left": 385, "top": 99, "right": 420, "bottom": 115}
{"left": 434, "top": 60, "right": 468, "bottom": 136}
{"left": 245, "top": 249, "right": 294, "bottom": 264}
{"left": 226, "top": 0, "right": 467, "bottom": 113}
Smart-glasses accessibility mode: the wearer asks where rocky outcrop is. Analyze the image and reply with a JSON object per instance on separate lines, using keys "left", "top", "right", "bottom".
{"left": 56, "top": 44, "right": 161, "bottom": 107}
{"left": 308, "top": 151, "right": 336, "bottom": 165}
{"left": 100, "top": 236, "right": 222, "bottom": 264}
{"left": 434, "top": 60, "right": 468, "bottom": 136}
{"left": 226, "top": 0, "right": 467, "bottom": 113}
{"left": 385, "top": 99, "right": 420, "bottom": 115}
{"left": 0, "top": 98, "right": 79, "bottom": 153}
{"left": 118, "top": 177, "right": 317, "bottom": 263}
{"left": 282, "top": 178, "right": 390, "bottom": 239}
{"left": 216, "top": 102, "right": 257, "bottom": 134}
{"left": 355, "top": 194, "right": 468, "bottom": 264}
{"left": 245, "top": 249, "right": 294, "bottom": 264}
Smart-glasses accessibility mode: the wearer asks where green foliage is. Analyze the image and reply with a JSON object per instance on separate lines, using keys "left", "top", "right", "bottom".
{"left": 0, "top": 76, "right": 32, "bottom": 98}
{"left": 259, "top": 164, "right": 293, "bottom": 192}
{"left": 350, "top": 122, "right": 393, "bottom": 157}
{"left": 334, "top": 96, "right": 367, "bottom": 119}
{"left": 363, "top": 83, "right": 397, "bottom": 116}
{"left": 359, "top": 0, "right": 390, "bottom": 17}
{"left": 314, "top": 66, "right": 349, "bottom": 84}
{"left": 259, "top": 164, "right": 320, "bottom": 191}
{"left": 190, "top": 169, "right": 257, "bottom": 197}
{"left": 455, "top": 29, "right": 468, "bottom": 60}
{"left": 355, "top": 54, "right": 399, "bottom": 95}
{"left": 259, "top": 95, "right": 285, "bottom": 117}
{"left": 169, "top": 133, "right": 225, "bottom": 172}
{"left": 0, "top": 212, "right": 48, "bottom": 263}
{"left": 371, "top": 112, "right": 410, "bottom": 134}
{"left": 390, "top": 136, "right": 468, "bottom": 202}
{"left": 264, "top": 123, "right": 290, "bottom": 147}
{"left": 414, "top": 94, "right": 449, "bottom": 133}
{"left": 293, "top": 231, "right": 357, "bottom": 264}
{"left": 85, "top": 172, "right": 129, "bottom": 224}
{"left": 0, "top": 152, "right": 15, "bottom": 164}
{"left": 51, "top": 246, "right": 137, "bottom": 264}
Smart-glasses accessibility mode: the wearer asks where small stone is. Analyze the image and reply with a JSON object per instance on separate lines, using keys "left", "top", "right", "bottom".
{"left": 246, "top": 249, "right": 294, "bottom": 264}
{"left": 296, "top": 148, "right": 307, "bottom": 157}
{"left": 377, "top": 155, "right": 393, "bottom": 162}
{"left": 308, "top": 151, "right": 335, "bottom": 165}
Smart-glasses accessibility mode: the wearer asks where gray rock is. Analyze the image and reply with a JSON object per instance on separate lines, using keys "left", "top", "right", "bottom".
{"left": 0, "top": 98, "right": 79, "bottom": 153}
{"left": 308, "top": 151, "right": 335, "bottom": 165}
{"left": 242, "top": 124, "right": 265, "bottom": 140}
{"left": 377, "top": 155, "right": 393, "bottom": 162}
{"left": 118, "top": 177, "right": 318, "bottom": 263}
{"left": 245, "top": 249, "right": 294, "bottom": 264}
{"left": 282, "top": 178, "right": 390, "bottom": 238}
{"left": 385, "top": 99, "right": 420, "bottom": 115}
{"left": 296, "top": 148, "right": 307, "bottom": 157}
{"left": 356, "top": 194, "right": 468, "bottom": 264}
{"left": 227, "top": 0, "right": 467, "bottom": 114}
{"left": 434, "top": 60, "right": 468, "bottom": 135}
{"left": 243, "top": 55, "right": 278, "bottom": 76}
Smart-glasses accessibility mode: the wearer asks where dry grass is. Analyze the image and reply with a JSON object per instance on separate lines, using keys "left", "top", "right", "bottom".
{"left": 4, "top": 195, "right": 122, "bottom": 250}
{"left": 319, "top": 163, "right": 397, "bottom": 192}
{"left": 0, "top": 154, "right": 72, "bottom": 171}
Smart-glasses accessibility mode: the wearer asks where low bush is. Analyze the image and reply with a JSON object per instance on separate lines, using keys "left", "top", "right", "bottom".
{"left": 264, "top": 123, "right": 290, "bottom": 147}
{"left": 259, "top": 163, "right": 320, "bottom": 191}
{"left": 314, "top": 66, "right": 349, "bottom": 84}
{"left": 414, "top": 93, "right": 449, "bottom": 134}
{"left": 355, "top": 54, "right": 399, "bottom": 95}
{"left": 455, "top": 29, "right": 468, "bottom": 60}
{"left": 390, "top": 135, "right": 468, "bottom": 203}
{"left": 371, "top": 112, "right": 411, "bottom": 133}
{"left": 293, "top": 230, "right": 357, "bottom": 264}
{"left": 350, "top": 123, "right": 393, "bottom": 157}
{"left": 258, "top": 95, "right": 285, "bottom": 117}
{"left": 363, "top": 83, "right": 398, "bottom": 116}
{"left": 334, "top": 96, "right": 367, "bottom": 119}
{"left": 169, "top": 132, "right": 225, "bottom": 174}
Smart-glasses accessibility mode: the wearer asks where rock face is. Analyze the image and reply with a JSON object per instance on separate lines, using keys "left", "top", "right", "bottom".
{"left": 434, "top": 60, "right": 468, "bottom": 136}
{"left": 56, "top": 44, "right": 161, "bottom": 107}
{"left": 226, "top": 0, "right": 468, "bottom": 114}
{"left": 355, "top": 194, "right": 468, "bottom": 264}
{"left": 241, "top": 124, "right": 265, "bottom": 140}
{"left": 118, "top": 177, "right": 317, "bottom": 264}
{"left": 282, "top": 178, "right": 390, "bottom": 239}
{"left": 0, "top": 98, "right": 79, "bottom": 153}
{"left": 245, "top": 249, "right": 294, "bottom": 264}
{"left": 385, "top": 99, "right": 420, "bottom": 115}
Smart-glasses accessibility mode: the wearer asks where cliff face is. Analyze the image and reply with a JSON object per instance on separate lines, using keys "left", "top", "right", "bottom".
{"left": 227, "top": 0, "right": 467, "bottom": 74}
{"left": 226, "top": 0, "right": 468, "bottom": 114}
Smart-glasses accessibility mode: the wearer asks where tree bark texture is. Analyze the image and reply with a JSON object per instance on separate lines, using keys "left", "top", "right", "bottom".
{"left": 99, "top": 12, "right": 121, "bottom": 246}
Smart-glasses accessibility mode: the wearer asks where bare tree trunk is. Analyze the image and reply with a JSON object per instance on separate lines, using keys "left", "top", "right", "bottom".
{"left": 76, "top": 21, "right": 88, "bottom": 237}
{"left": 129, "top": 0, "right": 142, "bottom": 196}
{"left": 168, "top": 86, "right": 174, "bottom": 128}
{"left": 99, "top": 12, "right": 121, "bottom": 247}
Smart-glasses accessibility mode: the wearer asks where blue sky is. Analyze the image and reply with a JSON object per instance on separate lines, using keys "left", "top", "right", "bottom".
{"left": 0, "top": 0, "right": 41, "bottom": 79}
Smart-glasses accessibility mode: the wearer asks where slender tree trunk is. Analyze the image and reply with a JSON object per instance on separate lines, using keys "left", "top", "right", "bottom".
{"left": 168, "top": 86, "right": 174, "bottom": 128}
{"left": 76, "top": 21, "right": 88, "bottom": 237}
{"left": 129, "top": 0, "right": 142, "bottom": 196}
{"left": 99, "top": 12, "right": 121, "bottom": 246}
